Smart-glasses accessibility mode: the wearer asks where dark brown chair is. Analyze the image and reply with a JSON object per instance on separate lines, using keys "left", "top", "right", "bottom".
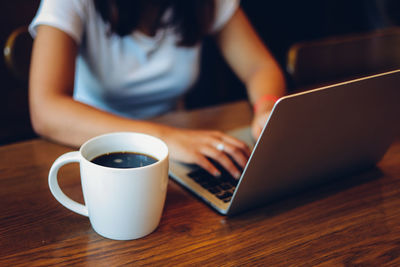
{"left": 286, "top": 27, "right": 400, "bottom": 89}
{"left": 1, "top": 26, "right": 36, "bottom": 144}
{"left": 4, "top": 26, "right": 33, "bottom": 83}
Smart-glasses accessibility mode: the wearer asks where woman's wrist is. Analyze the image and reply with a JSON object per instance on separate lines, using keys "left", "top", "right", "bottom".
{"left": 253, "top": 94, "right": 280, "bottom": 114}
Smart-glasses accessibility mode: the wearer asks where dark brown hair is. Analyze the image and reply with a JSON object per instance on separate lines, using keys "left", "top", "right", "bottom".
{"left": 93, "top": 0, "right": 215, "bottom": 46}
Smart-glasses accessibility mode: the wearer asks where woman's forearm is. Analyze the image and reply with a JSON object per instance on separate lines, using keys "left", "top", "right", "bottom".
{"left": 30, "top": 93, "right": 171, "bottom": 148}
{"left": 215, "top": 8, "right": 286, "bottom": 108}
{"left": 245, "top": 61, "right": 286, "bottom": 107}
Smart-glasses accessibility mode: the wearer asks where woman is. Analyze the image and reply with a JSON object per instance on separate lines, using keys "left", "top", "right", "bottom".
{"left": 29, "top": 0, "right": 286, "bottom": 178}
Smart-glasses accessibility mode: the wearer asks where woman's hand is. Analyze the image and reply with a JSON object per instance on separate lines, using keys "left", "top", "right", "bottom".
{"left": 161, "top": 127, "right": 251, "bottom": 179}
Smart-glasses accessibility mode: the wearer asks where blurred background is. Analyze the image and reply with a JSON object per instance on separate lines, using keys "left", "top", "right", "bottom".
{"left": 2, "top": 0, "right": 400, "bottom": 145}
{"left": 187, "top": 0, "right": 400, "bottom": 108}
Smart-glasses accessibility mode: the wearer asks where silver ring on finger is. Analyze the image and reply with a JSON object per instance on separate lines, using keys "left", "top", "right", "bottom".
{"left": 216, "top": 142, "right": 225, "bottom": 152}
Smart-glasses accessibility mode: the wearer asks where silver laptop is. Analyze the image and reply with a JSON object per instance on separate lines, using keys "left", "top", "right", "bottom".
{"left": 169, "top": 69, "right": 400, "bottom": 215}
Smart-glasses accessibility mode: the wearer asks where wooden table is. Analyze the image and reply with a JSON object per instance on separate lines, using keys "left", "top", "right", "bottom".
{"left": 1, "top": 101, "right": 400, "bottom": 266}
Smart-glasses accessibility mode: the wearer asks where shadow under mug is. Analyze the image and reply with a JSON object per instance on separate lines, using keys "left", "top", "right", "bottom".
{"left": 48, "top": 132, "right": 169, "bottom": 240}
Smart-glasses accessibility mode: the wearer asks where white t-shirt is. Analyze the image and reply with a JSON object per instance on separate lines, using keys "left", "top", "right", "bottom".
{"left": 29, "top": 0, "right": 239, "bottom": 118}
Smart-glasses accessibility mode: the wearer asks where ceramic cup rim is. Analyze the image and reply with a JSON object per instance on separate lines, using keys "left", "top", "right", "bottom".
{"left": 79, "top": 132, "right": 169, "bottom": 171}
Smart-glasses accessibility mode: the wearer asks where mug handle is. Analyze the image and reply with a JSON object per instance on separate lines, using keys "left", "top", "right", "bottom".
{"left": 48, "top": 151, "right": 89, "bottom": 217}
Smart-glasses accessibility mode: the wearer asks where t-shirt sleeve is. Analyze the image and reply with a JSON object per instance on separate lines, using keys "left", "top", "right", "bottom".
{"left": 29, "top": 0, "right": 87, "bottom": 44}
{"left": 212, "top": 0, "right": 240, "bottom": 32}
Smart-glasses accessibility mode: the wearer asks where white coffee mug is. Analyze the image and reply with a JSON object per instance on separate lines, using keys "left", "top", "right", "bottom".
{"left": 48, "top": 132, "right": 169, "bottom": 240}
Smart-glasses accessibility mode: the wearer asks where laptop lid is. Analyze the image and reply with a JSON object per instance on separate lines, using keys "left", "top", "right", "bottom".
{"left": 227, "top": 69, "right": 400, "bottom": 215}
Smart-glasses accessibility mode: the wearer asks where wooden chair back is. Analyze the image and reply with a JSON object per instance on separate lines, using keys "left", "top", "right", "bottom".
{"left": 1, "top": 26, "right": 35, "bottom": 144}
{"left": 4, "top": 26, "right": 33, "bottom": 83}
{"left": 287, "top": 27, "right": 400, "bottom": 88}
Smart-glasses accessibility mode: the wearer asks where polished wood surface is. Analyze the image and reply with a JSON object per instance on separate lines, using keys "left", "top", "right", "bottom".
{"left": 1, "top": 101, "right": 400, "bottom": 266}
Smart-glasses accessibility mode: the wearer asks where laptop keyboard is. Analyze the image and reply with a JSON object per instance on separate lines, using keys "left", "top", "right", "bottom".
{"left": 187, "top": 159, "right": 241, "bottom": 203}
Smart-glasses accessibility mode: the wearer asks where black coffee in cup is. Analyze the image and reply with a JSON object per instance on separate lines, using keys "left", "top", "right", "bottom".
{"left": 91, "top": 152, "right": 158, "bottom": 168}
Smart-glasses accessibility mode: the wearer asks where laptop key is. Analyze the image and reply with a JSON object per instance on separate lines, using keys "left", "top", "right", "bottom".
{"left": 188, "top": 169, "right": 214, "bottom": 180}
{"left": 208, "top": 187, "right": 222, "bottom": 194}
{"left": 200, "top": 181, "right": 219, "bottom": 189}
{"left": 222, "top": 197, "right": 232, "bottom": 203}
{"left": 216, "top": 191, "right": 233, "bottom": 200}
{"left": 220, "top": 183, "right": 233, "bottom": 190}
